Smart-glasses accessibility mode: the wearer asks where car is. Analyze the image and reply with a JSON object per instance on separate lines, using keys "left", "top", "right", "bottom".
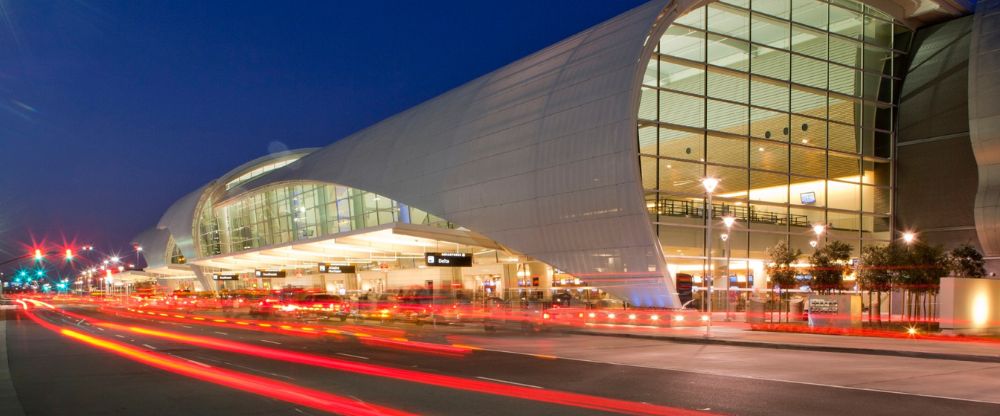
{"left": 249, "top": 297, "right": 281, "bottom": 317}
{"left": 281, "top": 294, "right": 351, "bottom": 321}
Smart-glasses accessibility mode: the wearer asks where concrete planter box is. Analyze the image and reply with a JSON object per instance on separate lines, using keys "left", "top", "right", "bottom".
{"left": 807, "top": 294, "right": 862, "bottom": 329}
{"left": 940, "top": 277, "right": 1000, "bottom": 334}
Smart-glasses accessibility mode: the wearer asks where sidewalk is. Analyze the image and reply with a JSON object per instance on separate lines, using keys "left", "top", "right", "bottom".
{"left": 569, "top": 321, "right": 1000, "bottom": 363}
{"left": 0, "top": 306, "right": 27, "bottom": 416}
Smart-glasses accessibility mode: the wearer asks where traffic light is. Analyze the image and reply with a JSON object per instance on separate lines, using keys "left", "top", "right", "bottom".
{"left": 34, "top": 249, "right": 43, "bottom": 261}
{"left": 65, "top": 249, "right": 74, "bottom": 261}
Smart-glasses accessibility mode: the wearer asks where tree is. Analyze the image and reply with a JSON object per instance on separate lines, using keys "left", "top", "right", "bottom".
{"left": 766, "top": 240, "right": 801, "bottom": 322}
{"left": 808, "top": 241, "right": 853, "bottom": 293}
{"left": 948, "top": 244, "right": 986, "bottom": 278}
{"left": 857, "top": 243, "right": 905, "bottom": 325}
{"left": 903, "top": 242, "right": 948, "bottom": 327}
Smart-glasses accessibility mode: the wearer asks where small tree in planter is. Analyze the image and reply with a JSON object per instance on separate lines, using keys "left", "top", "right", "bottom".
{"left": 948, "top": 244, "right": 986, "bottom": 278}
{"left": 808, "top": 241, "right": 853, "bottom": 293}
{"left": 857, "top": 244, "right": 902, "bottom": 326}
{"left": 766, "top": 240, "right": 801, "bottom": 323}
{"left": 906, "top": 242, "right": 948, "bottom": 328}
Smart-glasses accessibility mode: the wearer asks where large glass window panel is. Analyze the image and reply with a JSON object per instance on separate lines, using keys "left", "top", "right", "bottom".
{"left": 660, "top": 91, "right": 705, "bottom": 128}
{"left": 791, "top": 115, "right": 826, "bottom": 147}
{"left": 829, "top": 36, "right": 862, "bottom": 67}
{"left": 708, "top": 134, "right": 749, "bottom": 167}
{"left": 708, "top": 3, "right": 749, "bottom": 40}
{"left": 750, "top": 170, "right": 789, "bottom": 204}
{"left": 752, "top": 139, "right": 789, "bottom": 172}
{"left": 659, "top": 159, "right": 705, "bottom": 196}
{"left": 829, "top": 123, "right": 859, "bottom": 154}
{"left": 750, "top": 77, "right": 790, "bottom": 112}
{"left": 658, "top": 128, "right": 705, "bottom": 162}
{"left": 829, "top": 153, "right": 860, "bottom": 181}
{"left": 828, "top": 211, "right": 861, "bottom": 232}
{"left": 828, "top": 179, "right": 861, "bottom": 211}
{"left": 753, "top": 1, "right": 791, "bottom": 21}
{"left": 827, "top": 96, "right": 856, "bottom": 124}
{"left": 791, "top": 24, "right": 828, "bottom": 59}
{"left": 707, "top": 69, "right": 749, "bottom": 103}
{"left": 638, "top": 125, "right": 658, "bottom": 154}
{"left": 790, "top": 176, "right": 825, "bottom": 207}
{"left": 791, "top": 0, "right": 829, "bottom": 30}
{"left": 638, "top": 87, "right": 657, "bottom": 120}
{"left": 791, "top": 55, "right": 827, "bottom": 89}
{"left": 661, "top": 26, "right": 705, "bottom": 62}
{"left": 707, "top": 165, "right": 749, "bottom": 198}
{"left": 829, "top": 6, "right": 863, "bottom": 40}
{"left": 829, "top": 65, "right": 860, "bottom": 96}
{"left": 862, "top": 213, "right": 891, "bottom": 234}
{"left": 659, "top": 60, "right": 705, "bottom": 94}
{"left": 708, "top": 34, "right": 750, "bottom": 71}
{"left": 789, "top": 206, "right": 825, "bottom": 228}
{"left": 791, "top": 145, "right": 826, "bottom": 177}
{"left": 790, "top": 89, "right": 827, "bottom": 118}
{"left": 642, "top": 58, "right": 659, "bottom": 87}
{"left": 751, "top": 46, "right": 790, "bottom": 81}
{"left": 750, "top": 107, "right": 788, "bottom": 140}
{"left": 862, "top": 184, "right": 891, "bottom": 214}
{"left": 675, "top": 4, "right": 705, "bottom": 29}
{"left": 707, "top": 100, "right": 748, "bottom": 135}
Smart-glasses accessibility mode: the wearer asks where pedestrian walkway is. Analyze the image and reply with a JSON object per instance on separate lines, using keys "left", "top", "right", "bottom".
{"left": 0, "top": 307, "right": 27, "bottom": 416}
{"left": 569, "top": 320, "right": 1000, "bottom": 363}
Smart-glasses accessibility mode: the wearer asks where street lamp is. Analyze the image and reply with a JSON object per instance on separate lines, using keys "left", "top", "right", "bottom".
{"left": 702, "top": 177, "right": 719, "bottom": 330}
{"left": 902, "top": 231, "right": 916, "bottom": 245}
{"left": 812, "top": 224, "right": 826, "bottom": 248}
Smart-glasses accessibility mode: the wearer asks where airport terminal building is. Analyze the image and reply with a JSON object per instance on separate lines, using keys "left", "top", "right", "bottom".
{"left": 134, "top": 0, "right": 999, "bottom": 308}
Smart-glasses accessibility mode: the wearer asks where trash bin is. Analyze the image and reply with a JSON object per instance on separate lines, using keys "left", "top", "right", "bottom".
{"left": 788, "top": 297, "right": 805, "bottom": 321}
{"left": 746, "top": 298, "right": 766, "bottom": 324}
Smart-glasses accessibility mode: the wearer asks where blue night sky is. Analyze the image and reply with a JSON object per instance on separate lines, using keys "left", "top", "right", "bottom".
{"left": 0, "top": 0, "right": 647, "bottom": 259}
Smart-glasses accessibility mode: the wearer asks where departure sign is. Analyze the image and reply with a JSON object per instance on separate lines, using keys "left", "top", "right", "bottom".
{"left": 212, "top": 273, "right": 239, "bottom": 281}
{"left": 254, "top": 269, "right": 286, "bottom": 278}
{"left": 424, "top": 252, "right": 472, "bottom": 267}
{"left": 318, "top": 263, "right": 356, "bottom": 274}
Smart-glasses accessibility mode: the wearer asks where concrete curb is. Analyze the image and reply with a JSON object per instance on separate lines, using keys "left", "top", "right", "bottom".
{"left": 567, "top": 329, "right": 1000, "bottom": 364}
{"left": 0, "top": 308, "right": 26, "bottom": 416}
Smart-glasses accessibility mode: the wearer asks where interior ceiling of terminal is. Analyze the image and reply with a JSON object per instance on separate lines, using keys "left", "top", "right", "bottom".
{"left": 186, "top": 225, "right": 508, "bottom": 273}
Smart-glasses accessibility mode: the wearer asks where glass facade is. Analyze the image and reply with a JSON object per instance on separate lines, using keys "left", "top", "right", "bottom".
{"left": 638, "top": 0, "right": 908, "bottom": 282}
{"left": 224, "top": 158, "right": 300, "bottom": 191}
{"left": 196, "top": 182, "right": 452, "bottom": 257}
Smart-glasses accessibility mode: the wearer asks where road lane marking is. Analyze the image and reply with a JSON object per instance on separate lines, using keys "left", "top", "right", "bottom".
{"left": 96, "top": 327, "right": 105, "bottom": 331}
{"left": 476, "top": 376, "right": 542, "bottom": 389}
{"left": 142, "top": 344, "right": 157, "bottom": 350}
{"left": 114, "top": 334, "right": 125, "bottom": 339}
{"left": 260, "top": 340, "right": 281, "bottom": 345}
{"left": 214, "top": 331, "right": 228, "bottom": 336}
{"left": 181, "top": 325, "right": 193, "bottom": 329}
{"left": 336, "top": 353, "right": 369, "bottom": 360}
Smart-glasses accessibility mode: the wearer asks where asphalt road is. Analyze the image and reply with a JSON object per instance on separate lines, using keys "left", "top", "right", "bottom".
{"left": 6, "top": 305, "right": 1000, "bottom": 416}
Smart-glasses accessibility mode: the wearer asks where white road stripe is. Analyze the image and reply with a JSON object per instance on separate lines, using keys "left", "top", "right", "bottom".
{"left": 185, "top": 359, "right": 212, "bottom": 368}
{"left": 141, "top": 344, "right": 157, "bottom": 350}
{"left": 96, "top": 327, "right": 105, "bottom": 331}
{"left": 476, "top": 376, "right": 542, "bottom": 389}
{"left": 214, "top": 331, "right": 228, "bottom": 336}
{"left": 114, "top": 334, "right": 125, "bottom": 339}
{"left": 260, "top": 340, "right": 281, "bottom": 345}
{"left": 336, "top": 353, "right": 369, "bottom": 360}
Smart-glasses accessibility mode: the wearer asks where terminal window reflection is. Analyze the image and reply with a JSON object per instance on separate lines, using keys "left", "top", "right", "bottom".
{"left": 639, "top": 0, "right": 907, "bottom": 277}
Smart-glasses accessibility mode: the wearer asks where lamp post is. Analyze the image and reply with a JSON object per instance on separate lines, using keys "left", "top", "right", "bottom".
{"left": 702, "top": 177, "right": 719, "bottom": 330}
{"left": 902, "top": 231, "right": 916, "bottom": 245}
{"left": 812, "top": 224, "right": 826, "bottom": 248}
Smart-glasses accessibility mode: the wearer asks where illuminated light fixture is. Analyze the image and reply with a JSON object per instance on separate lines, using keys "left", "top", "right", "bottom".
{"left": 722, "top": 215, "right": 736, "bottom": 228}
{"left": 607, "top": 313, "right": 616, "bottom": 319}
{"left": 674, "top": 315, "right": 685, "bottom": 322}
{"left": 812, "top": 224, "right": 826, "bottom": 236}
{"left": 650, "top": 314, "right": 659, "bottom": 321}
{"left": 809, "top": 240, "right": 818, "bottom": 248}
{"left": 111, "top": 256, "right": 120, "bottom": 263}
{"left": 700, "top": 315, "right": 710, "bottom": 322}
{"left": 701, "top": 177, "right": 719, "bottom": 193}
{"left": 65, "top": 249, "right": 74, "bottom": 260}
{"left": 902, "top": 232, "right": 916, "bottom": 244}
{"left": 587, "top": 313, "right": 596, "bottom": 318}
{"left": 757, "top": 147, "right": 765, "bottom": 152}
{"left": 906, "top": 327, "right": 918, "bottom": 336}
{"left": 628, "top": 314, "right": 636, "bottom": 320}
{"left": 34, "top": 249, "right": 43, "bottom": 261}
{"left": 542, "top": 313, "right": 550, "bottom": 319}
